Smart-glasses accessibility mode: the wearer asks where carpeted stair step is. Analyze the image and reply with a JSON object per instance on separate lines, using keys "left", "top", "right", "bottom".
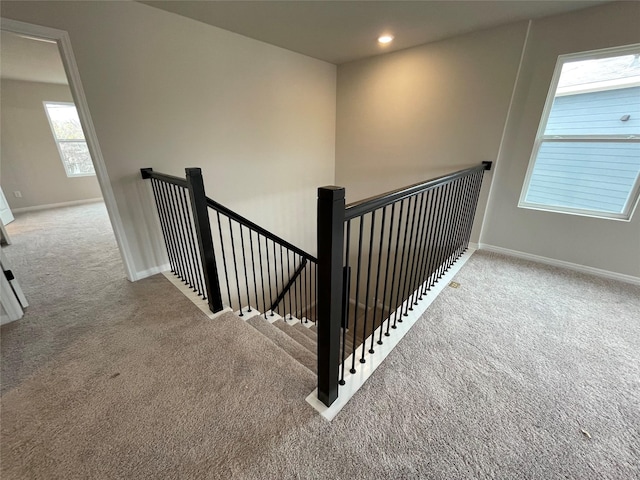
{"left": 246, "top": 317, "right": 316, "bottom": 373}
{"left": 305, "top": 324, "right": 355, "bottom": 358}
{"left": 293, "top": 323, "right": 317, "bottom": 343}
{"left": 272, "top": 320, "right": 316, "bottom": 354}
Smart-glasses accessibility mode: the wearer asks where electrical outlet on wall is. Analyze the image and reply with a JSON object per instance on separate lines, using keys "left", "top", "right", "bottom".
{"left": 13, "top": 191, "right": 22, "bottom": 198}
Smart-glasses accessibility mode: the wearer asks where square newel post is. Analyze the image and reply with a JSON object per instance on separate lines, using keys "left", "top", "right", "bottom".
{"left": 185, "top": 168, "right": 224, "bottom": 314}
{"left": 317, "top": 186, "right": 345, "bottom": 407}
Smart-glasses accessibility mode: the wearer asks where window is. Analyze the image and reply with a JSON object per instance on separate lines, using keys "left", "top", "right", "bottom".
{"left": 520, "top": 45, "right": 640, "bottom": 221}
{"left": 43, "top": 102, "right": 95, "bottom": 177}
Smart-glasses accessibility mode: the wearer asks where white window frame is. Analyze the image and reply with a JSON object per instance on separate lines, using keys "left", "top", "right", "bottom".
{"left": 43, "top": 101, "right": 96, "bottom": 178}
{"left": 519, "top": 43, "right": 640, "bottom": 222}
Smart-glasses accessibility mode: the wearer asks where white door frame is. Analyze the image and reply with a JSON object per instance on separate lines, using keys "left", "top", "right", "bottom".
{"left": 1, "top": 17, "right": 137, "bottom": 281}
{"left": 0, "top": 186, "right": 15, "bottom": 226}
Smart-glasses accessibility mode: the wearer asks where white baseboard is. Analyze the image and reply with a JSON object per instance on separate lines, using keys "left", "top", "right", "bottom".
{"left": 133, "top": 263, "right": 171, "bottom": 281}
{"left": 12, "top": 197, "right": 103, "bottom": 213}
{"left": 476, "top": 243, "right": 640, "bottom": 286}
{"left": 161, "top": 270, "right": 231, "bottom": 319}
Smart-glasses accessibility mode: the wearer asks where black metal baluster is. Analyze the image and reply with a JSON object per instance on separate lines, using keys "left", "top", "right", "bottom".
{"left": 387, "top": 199, "right": 405, "bottom": 332}
{"left": 298, "top": 258, "right": 304, "bottom": 319}
{"left": 296, "top": 257, "right": 302, "bottom": 319}
{"left": 159, "top": 181, "right": 185, "bottom": 283}
{"left": 436, "top": 183, "right": 453, "bottom": 281}
{"left": 406, "top": 192, "right": 426, "bottom": 311}
{"left": 449, "top": 177, "right": 464, "bottom": 262}
{"left": 446, "top": 178, "right": 463, "bottom": 269}
{"left": 417, "top": 189, "right": 436, "bottom": 300}
{"left": 447, "top": 178, "right": 463, "bottom": 270}
{"left": 249, "top": 230, "right": 259, "bottom": 311}
{"left": 291, "top": 254, "right": 298, "bottom": 319}
{"left": 171, "top": 183, "right": 195, "bottom": 289}
{"left": 412, "top": 190, "right": 431, "bottom": 305}
{"left": 187, "top": 194, "right": 206, "bottom": 298}
{"left": 216, "top": 211, "right": 233, "bottom": 309}
{"left": 460, "top": 173, "right": 478, "bottom": 252}
{"left": 434, "top": 183, "right": 450, "bottom": 281}
{"left": 257, "top": 233, "right": 267, "bottom": 318}
{"left": 369, "top": 207, "right": 386, "bottom": 354}
{"left": 168, "top": 182, "right": 191, "bottom": 285}
{"left": 464, "top": 171, "right": 484, "bottom": 250}
{"left": 360, "top": 211, "right": 376, "bottom": 364}
{"left": 174, "top": 184, "right": 197, "bottom": 290}
{"left": 458, "top": 175, "right": 474, "bottom": 255}
{"left": 272, "top": 241, "right": 279, "bottom": 316}
{"left": 448, "top": 177, "right": 465, "bottom": 269}
{"left": 303, "top": 261, "right": 309, "bottom": 322}
{"left": 179, "top": 187, "right": 203, "bottom": 295}
{"left": 287, "top": 248, "right": 293, "bottom": 319}
{"left": 309, "top": 262, "right": 312, "bottom": 322}
{"left": 453, "top": 176, "right": 470, "bottom": 260}
{"left": 394, "top": 196, "right": 415, "bottom": 322}
{"left": 430, "top": 185, "right": 448, "bottom": 290}
{"left": 400, "top": 194, "right": 420, "bottom": 316}
{"left": 314, "top": 261, "right": 318, "bottom": 324}
{"left": 265, "top": 238, "right": 274, "bottom": 316}
{"left": 441, "top": 182, "right": 456, "bottom": 275}
{"left": 239, "top": 225, "right": 251, "bottom": 311}
{"left": 279, "top": 245, "right": 285, "bottom": 315}
{"left": 442, "top": 180, "right": 459, "bottom": 273}
{"left": 379, "top": 202, "right": 396, "bottom": 343}
{"left": 425, "top": 186, "right": 443, "bottom": 293}
{"left": 350, "top": 216, "right": 365, "bottom": 374}
{"left": 339, "top": 265, "right": 351, "bottom": 378}
{"left": 228, "top": 218, "right": 243, "bottom": 314}
{"left": 464, "top": 172, "right": 483, "bottom": 250}
{"left": 150, "top": 179, "right": 177, "bottom": 275}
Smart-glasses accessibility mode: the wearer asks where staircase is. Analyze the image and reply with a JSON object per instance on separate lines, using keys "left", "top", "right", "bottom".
{"left": 141, "top": 162, "right": 491, "bottom": 411}
{"left": 236, "top": 307, "right": 357, "bottom": 375}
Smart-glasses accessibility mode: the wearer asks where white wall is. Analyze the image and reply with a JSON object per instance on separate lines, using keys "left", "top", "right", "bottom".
{"left": 481, "top": 2, "right": 640, "bottom": 278}
{"left": 335, "top": 21, "right": 529, "bottom": 243}
{"left": 1, "top": 79, "right": 102, "bottom": 210}
{"left": 1, "top": 1, "right": 336, "bottom": 278}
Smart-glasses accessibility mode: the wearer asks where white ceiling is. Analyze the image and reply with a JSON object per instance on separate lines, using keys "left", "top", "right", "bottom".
{"left": 140, "top": 0, "right": 608, "bottom": 64}
{"left": 0, "top": 1, "right": 609, "bottom": 85}
{"left": 0, "top": 31, "right": 68, "bottom": 85}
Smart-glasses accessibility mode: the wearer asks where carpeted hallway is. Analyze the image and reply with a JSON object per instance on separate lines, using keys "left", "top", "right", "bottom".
{"left": 1, "top": 204, "right": 639, "bottom": 479}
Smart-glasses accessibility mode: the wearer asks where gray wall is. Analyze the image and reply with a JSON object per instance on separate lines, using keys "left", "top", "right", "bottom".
{"left": 481, "top": 2, "right": 640, "bottom": 277}
{"left": 335, "top": 21, "right": 529, "bottom": 244}
{"left": 0, "top": 79, "right": 102, "bottom": 210}
{"left": 1, "top": 1, "right": 337, "bottom": 279}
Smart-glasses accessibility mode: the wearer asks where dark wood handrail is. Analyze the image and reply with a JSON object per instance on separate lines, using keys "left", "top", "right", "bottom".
{"left": 140, "top": 168, "right": 188, "bottom": 188}
{"left": 344, "top": 162, "right": 491, "bottom": 220}
{"left": 206, "top": 197, "right": 318, "bottom": 263}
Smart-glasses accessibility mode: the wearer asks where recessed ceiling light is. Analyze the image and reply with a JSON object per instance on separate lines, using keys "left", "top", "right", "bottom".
{"left": 378, "top": 35, "right": 394, "bottom": 45}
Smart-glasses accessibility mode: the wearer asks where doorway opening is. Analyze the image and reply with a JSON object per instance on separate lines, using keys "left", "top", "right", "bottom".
{"left": 0, "top": 18, "right": 136, "bottom": 281}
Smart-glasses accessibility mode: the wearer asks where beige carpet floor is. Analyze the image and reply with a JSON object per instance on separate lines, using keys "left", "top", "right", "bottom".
{"left": 2, "top": 204, "right": 639, "bottom": 479}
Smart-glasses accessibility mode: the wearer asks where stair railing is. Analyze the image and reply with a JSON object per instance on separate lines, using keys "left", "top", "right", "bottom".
{"left": 206, "top": 197, "right": 317, "bottom": 322}
{"left": 141, "top": 167, "right": 318, "bottom": 323}
{"left": 316, "top": 162, "right": 492, "bottom": 407}
{"left": 141, "top": 167, "right": 224, "bottom": 313}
